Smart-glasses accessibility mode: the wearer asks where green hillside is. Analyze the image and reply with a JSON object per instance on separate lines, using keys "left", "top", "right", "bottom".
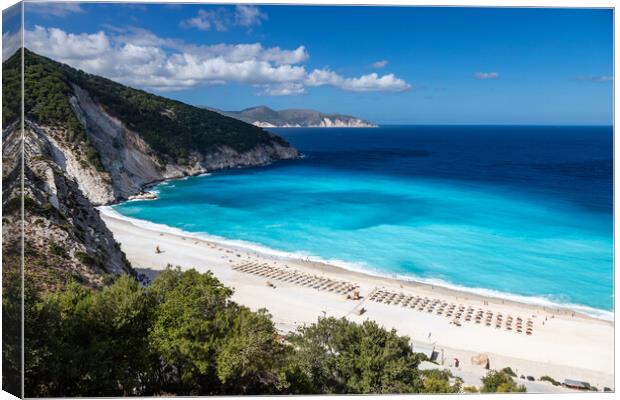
{"left": 5, "top": 49, "right": 290, "bottom": 163}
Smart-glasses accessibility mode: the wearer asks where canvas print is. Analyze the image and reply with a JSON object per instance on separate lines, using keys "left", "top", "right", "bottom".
{"left": 1, "top": 1, "right": 614, "bottom": 397}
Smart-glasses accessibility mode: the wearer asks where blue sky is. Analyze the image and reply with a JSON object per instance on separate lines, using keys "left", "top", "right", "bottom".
{"left": 14, "top": 3, "right": 614, "bottom": 124}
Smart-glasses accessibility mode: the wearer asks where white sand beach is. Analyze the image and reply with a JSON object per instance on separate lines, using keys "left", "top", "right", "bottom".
{"left": 100, "top": 208, "right": 614, "bottom": 392}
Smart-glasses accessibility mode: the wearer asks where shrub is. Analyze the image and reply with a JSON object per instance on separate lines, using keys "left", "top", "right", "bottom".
{"left": 420, "top": 369, "right": 462, "bottom": 393}
{"left": 480, "top": 370, "right": 526, "bottom": 393}
{"left": 500, "top": 366, "right": 517, "bottom": 377}
{"left": 539, "top": 375, "right": 560, "bottom": 386}
{"left": 74, "top": 251, "right": 98, "bottom": 267}
{"left": 85, "top": 146, "right": 105, "bottom": 172}
{"left": 49, "top": 243, "right": 68, "bottom": 258}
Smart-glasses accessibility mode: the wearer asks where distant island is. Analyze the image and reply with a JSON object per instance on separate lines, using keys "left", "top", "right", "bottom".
{"left": 205, "top": 105, "right": 378, "bottom": 128}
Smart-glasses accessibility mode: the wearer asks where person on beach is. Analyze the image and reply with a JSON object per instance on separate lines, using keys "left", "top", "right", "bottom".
{"left": 156, "top": 245, "right": 161, "bottom": 254}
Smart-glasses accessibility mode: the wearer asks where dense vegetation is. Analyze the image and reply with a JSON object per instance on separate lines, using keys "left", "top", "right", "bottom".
{"left": 285, "top": 318, "right": 461, "bottom": 394}
{"left": 8, "top": 266, "right": 477, "bottom": 397}
{"left": 21, "top": 49, "right": 288, "bottom": 163}
{"left": 2, "top": 267, "right": 22, "bottom": 397}
{"left": 2, "top": 47, "right": 21, "bottom": 128}
{"left": 23, "top": 51, "right": 86, "bottom": 142}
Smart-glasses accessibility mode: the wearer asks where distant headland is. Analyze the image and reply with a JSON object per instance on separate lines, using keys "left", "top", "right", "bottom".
{"left": 205, "top": 105, "right": 377, "bottom": 128}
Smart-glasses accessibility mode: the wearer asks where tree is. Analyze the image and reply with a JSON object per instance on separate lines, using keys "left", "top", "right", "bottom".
{"left": 147, "top": 267, "right": 234, "bottom": 394}
{"left": 77, "top": 275, "right": 156, "bottom": 395}
{"left": 147, "top": 267, "right": 285, "bottom": 395}
{"left": 216, "top": 308, "right": 285, "bottom": 394}
{"left": 24, "top": 276, "right": 156, "bottom": 397}
{"left": 480, "top": 370, "right": 526, "bottom": 393}
{"left": 285, "top": 317, "right": 425, "bottom": 394}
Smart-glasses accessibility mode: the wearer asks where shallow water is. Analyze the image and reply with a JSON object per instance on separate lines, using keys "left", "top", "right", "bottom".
{"left": 114, "top": 125, "right": 613, "bottom": 314}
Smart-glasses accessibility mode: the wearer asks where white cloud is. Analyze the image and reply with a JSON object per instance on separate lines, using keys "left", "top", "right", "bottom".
{"left": 2, "top": 30, "right": 21, "bottom": 61}
{"left": 258, "top": 82, "right": 306, "bottom": 96}
{"left": 107, "top": 27, "right": 308, "bottom": 66}
{"left": 234, "top": 5, "right": 267, "bottom": 28}
{"left": 474, "top": 71, "right": 500, "bottom": 80}
{"left": 27, "top": 27, "right": 110, "bottom": 60}
{"left": 181, "top": 5, "right": 267, "bottom": 32}
{"left": 181, "top": 43, "right": 308, "bottom": 66}
{"left": 181, "top": 12, "right": 213, "bottom": 31}
{"left": 24, "top": 26, "right": 411, "bottom": 96}
{"left": 306, "top": 70, "right": 411, "bottom": 92}
{"left": 371, "top": 60, "right": 388, "bottom": 68}
{"left": 180, "top": 8, "right": 229, "bottom": 32}
{"left": 26, "top": 2, "right": 84, "bottom": 17}
{"left": 261, "top": 45, "right": 308, "bottom": 65}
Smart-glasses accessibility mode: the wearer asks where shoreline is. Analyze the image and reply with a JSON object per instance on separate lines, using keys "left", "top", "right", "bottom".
{"left": 99, "top": 205, "right": 612, "bottom": 322}
{"left": 99, "top": 206, "right": 614, "bottom": 390}
{"left": 102, "top": 154, "right": 304, "bottom": 208}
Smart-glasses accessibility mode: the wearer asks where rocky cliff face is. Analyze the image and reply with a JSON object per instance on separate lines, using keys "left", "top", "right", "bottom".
{"left": 314, "top": 117, "right": 376, "bottom": 128}
{"left": 3, "top": 121, "right": 133, "bottom": 289}
{"left": 252, "top": 117, "right": 376, "bottom": 128}
{"left": 51, "top": 84, "right": 298, "bottom": 205}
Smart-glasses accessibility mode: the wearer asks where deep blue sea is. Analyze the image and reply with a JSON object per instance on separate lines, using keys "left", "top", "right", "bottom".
{"left": 113, "top": 126, "right": 613, "bottom": 317}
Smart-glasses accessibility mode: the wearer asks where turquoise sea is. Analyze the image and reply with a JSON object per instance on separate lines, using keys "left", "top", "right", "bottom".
{"left": 113, "top": 126, "right": 613, "bottom": 318}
